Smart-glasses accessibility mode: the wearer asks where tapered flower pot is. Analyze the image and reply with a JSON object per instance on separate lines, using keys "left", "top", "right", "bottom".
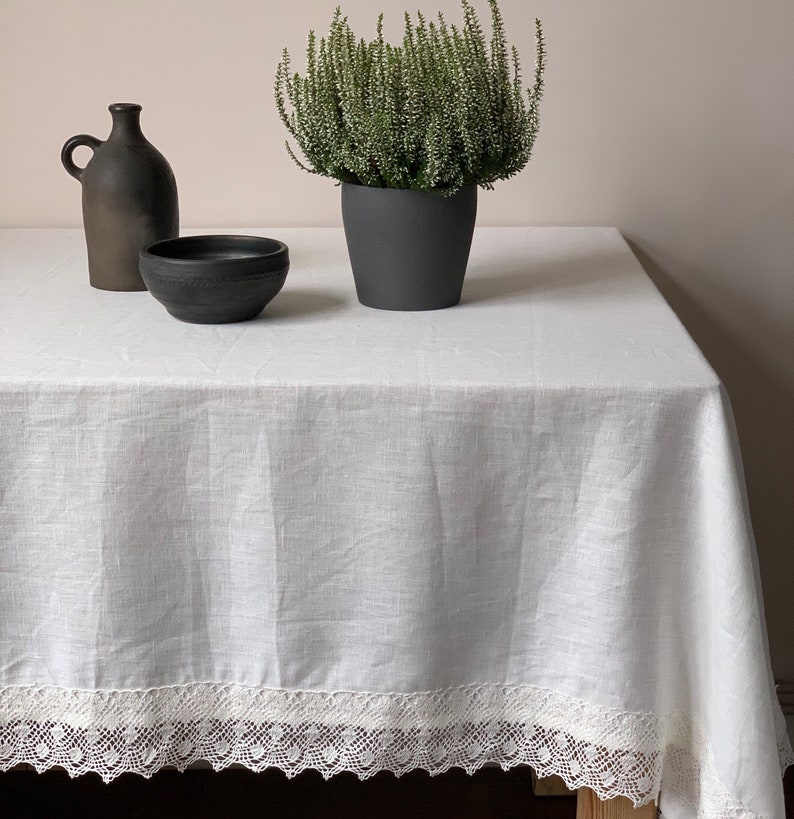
{"left": 341, "top": 183, "right": 478, "bottom": 311}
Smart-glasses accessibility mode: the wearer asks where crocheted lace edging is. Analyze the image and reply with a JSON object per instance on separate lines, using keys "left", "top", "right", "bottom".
{"left": 2, "top": 682, "right": 791, "bottom": 818}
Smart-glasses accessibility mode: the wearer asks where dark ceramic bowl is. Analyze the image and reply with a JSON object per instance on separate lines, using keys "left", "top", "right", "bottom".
{"left": 139, "top": 235, "right": 290, "bottom": 324}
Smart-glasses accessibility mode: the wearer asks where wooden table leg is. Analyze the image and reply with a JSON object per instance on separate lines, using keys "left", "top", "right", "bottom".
{"left": 576, "top": 787, "right": 657, "bottom": 818}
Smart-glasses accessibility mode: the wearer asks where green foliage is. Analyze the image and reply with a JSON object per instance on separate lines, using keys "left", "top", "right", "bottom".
{"left": 274, "top": 0, "right": 545, "bottom": 194}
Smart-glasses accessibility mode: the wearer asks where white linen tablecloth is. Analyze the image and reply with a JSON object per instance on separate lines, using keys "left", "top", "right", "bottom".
{"left": 0, "top": 227, "right": 790, "bottom": 817}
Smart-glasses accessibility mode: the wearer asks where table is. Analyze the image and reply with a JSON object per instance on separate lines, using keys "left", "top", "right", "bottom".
{"left": 0, "top": 228, "right": 790, "bottom": 818}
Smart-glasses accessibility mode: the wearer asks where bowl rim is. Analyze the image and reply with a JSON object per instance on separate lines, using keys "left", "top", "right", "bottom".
{"left": 140, "top": 234, "right": 289, "bottom": 265}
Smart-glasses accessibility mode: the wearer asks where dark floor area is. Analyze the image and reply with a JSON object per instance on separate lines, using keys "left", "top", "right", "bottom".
{"left": 0, "top": 765, "right": 792, "bottom": 818}
{"left": 2, "top": 766, "right": 569, "bottom": 819}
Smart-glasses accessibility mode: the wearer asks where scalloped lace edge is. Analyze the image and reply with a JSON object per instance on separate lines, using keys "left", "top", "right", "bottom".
{"left": 1, "top": 682, "right": 791, "bottom": 818}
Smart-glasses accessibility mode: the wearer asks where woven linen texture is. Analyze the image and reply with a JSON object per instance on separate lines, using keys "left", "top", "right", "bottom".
{"left": 0, "top": 228, "right": 790, "bottom": 818}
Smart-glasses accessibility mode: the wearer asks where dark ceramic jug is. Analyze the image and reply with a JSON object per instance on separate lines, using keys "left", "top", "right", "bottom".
{"left": 61, "top": 103, "right": 179, "bottom": 291}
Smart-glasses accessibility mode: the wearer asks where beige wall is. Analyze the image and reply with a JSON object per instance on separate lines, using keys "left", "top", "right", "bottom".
{"left": 2, "top": 1, "right": 792, "bottom": 679}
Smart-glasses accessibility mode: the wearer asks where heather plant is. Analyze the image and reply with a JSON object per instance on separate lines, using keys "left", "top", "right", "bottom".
{"left": 274, "top": 0, "right": 545, "bottom": 194}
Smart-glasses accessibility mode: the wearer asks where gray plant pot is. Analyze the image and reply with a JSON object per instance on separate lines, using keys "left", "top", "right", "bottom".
{"left": 341, "top": 183, "right": 478, "bottom": 311}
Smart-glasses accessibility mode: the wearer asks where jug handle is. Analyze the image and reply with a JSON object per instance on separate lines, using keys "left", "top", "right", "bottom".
{"left": 61, "top": 134, "right": 102, "bottom": 182}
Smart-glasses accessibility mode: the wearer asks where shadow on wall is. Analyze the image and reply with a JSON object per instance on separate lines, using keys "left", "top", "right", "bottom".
{"left": 626, "top": 239, "right": 794, "bottom": 684}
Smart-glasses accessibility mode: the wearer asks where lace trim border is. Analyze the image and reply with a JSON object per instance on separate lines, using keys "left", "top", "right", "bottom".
{"left": 1, "top": 682, "right": 791, "bottom": 818}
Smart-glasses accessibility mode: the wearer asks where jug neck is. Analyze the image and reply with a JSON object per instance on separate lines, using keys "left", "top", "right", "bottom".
{"left": 108, "top": 103, "right": 146, "bottom": 142}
